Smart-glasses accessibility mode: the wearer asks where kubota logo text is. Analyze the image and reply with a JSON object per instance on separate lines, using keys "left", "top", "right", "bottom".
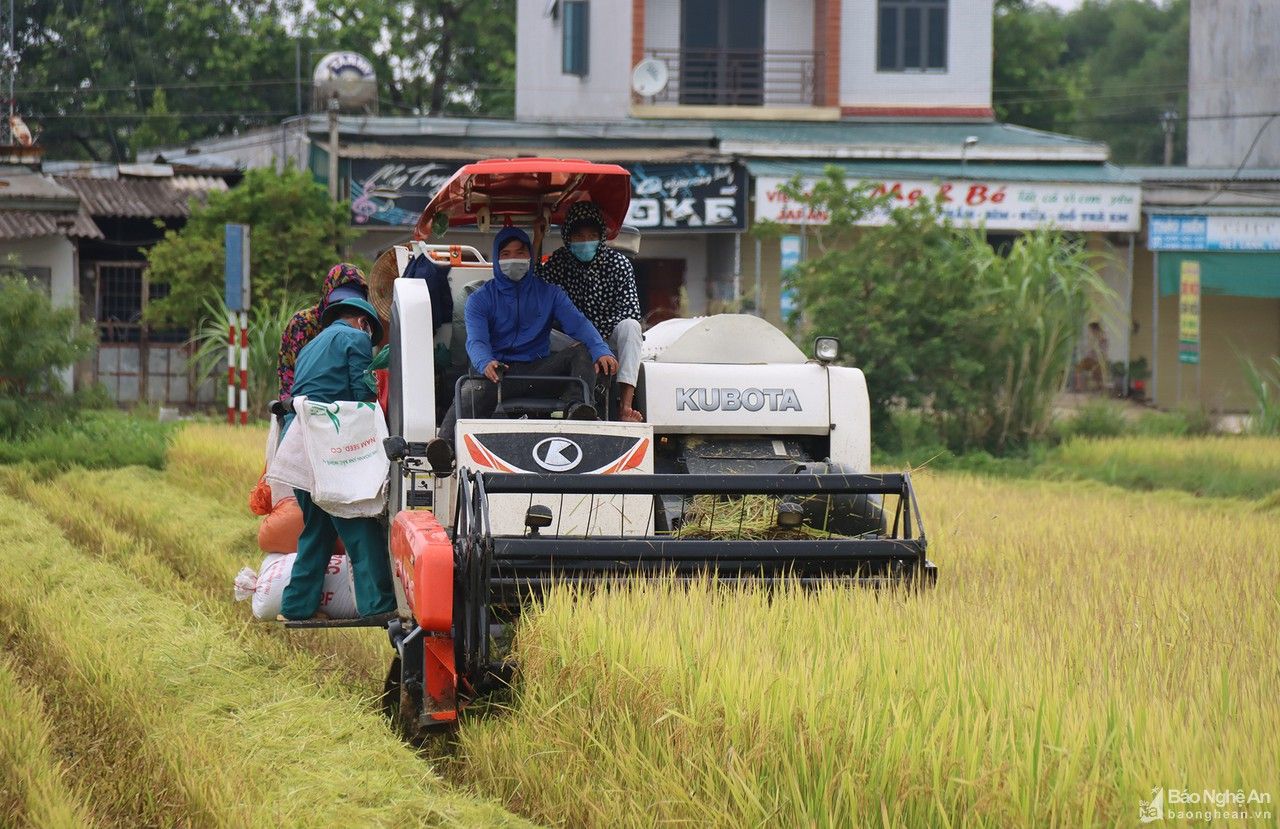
{"left": 676, "top": 387, "right": 802, "bottom": 412}
{"left": 532, "top": 437, "right": 583, "bottom": 472}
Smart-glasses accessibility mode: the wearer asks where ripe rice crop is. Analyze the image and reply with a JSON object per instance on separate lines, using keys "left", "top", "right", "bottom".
{"left": 457, "top": 473, "right": 1280, "bottom": 827}
{"left": 0, "top": 656, "right": 96, "bottom": 829}
{"left": 167, "top": 421, "right": 270, "bottom": 505}
{"left": 0, "top": 492, "right": 529, "bottom": 828}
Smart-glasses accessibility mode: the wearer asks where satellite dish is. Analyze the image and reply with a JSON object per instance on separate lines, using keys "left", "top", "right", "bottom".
{"left": 313, "top": 51, "right": 379, "bottom": 113}
{"left": 631, "top": 59, "right": 669, "bottom": 98}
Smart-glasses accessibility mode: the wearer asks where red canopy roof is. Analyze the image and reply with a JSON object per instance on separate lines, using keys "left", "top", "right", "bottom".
{"left": 412, "top": 157, "right": 631, "bottom": 241}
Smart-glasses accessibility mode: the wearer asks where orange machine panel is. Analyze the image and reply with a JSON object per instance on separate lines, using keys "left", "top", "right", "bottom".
{"left": 389, "top": 510, "right": 453, "bottom": 632}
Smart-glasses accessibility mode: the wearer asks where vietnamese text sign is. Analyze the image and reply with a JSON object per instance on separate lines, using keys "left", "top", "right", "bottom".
{"left": 624, "top": 162, "right": 746, "bottom": 231}
{"left": 1178, "top": 260, "right": 1200, "bottom": 365}
{"left": 755, "top": 177, "right": 1142, "bottom": 233}
{"left": 1148, "top": 213, "right": 1280, "bottom": 251}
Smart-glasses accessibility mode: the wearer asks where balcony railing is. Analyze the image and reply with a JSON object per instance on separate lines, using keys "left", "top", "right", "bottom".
{"left": 642, "top": 48, "right": 817, "bottom": 107}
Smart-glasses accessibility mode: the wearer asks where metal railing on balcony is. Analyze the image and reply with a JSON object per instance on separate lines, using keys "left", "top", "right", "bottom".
{"left": 642, "top": 48, "right": 817, "bottom": 107}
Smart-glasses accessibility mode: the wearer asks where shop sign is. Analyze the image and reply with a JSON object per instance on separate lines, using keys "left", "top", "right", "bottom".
{"left": 755, "top": 177, "right": 1142, "bottom": 232}
{"left": 1178, "top": 260, "right": 1200, "bottom": 365}
{"left": 350, "top": 160, "right": 462, "bottom": 226}
{"left": 624, "top": 162, "right": 746, "bottom": 231}
{"left": 350, "top": 158, "right": 748, "bottom": 232}
{"left": 1148, "top": 213, "right": 1280, "bottom": 251}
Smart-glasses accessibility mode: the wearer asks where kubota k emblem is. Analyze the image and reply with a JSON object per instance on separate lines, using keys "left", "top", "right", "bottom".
{"left": 532, "top": 437, "right": 583, "bottom": 472}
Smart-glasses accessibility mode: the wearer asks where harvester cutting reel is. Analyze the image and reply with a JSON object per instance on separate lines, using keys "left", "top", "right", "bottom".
{"left": 381, "top": 468, "right": 935, "bottom": 740}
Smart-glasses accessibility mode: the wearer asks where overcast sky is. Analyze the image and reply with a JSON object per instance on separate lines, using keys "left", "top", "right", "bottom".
{"left": 1036, "top": 0, "right": 1083, "bottom": 10}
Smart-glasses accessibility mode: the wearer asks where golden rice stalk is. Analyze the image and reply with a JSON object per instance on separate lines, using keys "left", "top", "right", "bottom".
{"left": 0, "top": 656, "right": 96, "bottom": 829}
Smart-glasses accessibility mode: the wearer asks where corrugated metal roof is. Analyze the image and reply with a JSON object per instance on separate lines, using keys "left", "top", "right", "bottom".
{"left": 746, "top": 159, "right": 1139, "bottom": 184}
{"left": 337, "top": 141, "right": 728, "bottom": 162}
{"left": 0, "top": 209, "right": 102, "bottom": 240}
{"left": 54, "top": 175, "right": 227, "bottom": 218}
{"left": 717, "top": 122, "right": 1109, "bottom": 162}
{"left": 1123, "top": 166, "right": 1280, "bottom": 182}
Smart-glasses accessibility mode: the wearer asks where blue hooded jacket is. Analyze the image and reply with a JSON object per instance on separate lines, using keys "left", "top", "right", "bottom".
{"left": 464, "top": 226, "right": 613, "bottom": 374}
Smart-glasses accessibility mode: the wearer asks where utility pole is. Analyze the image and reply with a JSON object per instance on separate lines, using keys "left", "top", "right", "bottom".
{"left": 328, "top": 93, "right": 340, "bottom": 202}
{"left": 0, "top": 0, "right": 17, "bottom": 146}
{"left": 1161, "top": 110, "right": 1178, "bottom": 166}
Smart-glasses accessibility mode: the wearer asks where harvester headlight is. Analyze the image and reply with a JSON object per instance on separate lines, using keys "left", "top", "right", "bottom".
{"left": 776, "top": 501, "right": 805, "bottom": 529}
{"left": 814, "top": 336, "right": 840, "bottom": 363}
{"left": 524, "top": 504, "right": 554, "bottom": 535}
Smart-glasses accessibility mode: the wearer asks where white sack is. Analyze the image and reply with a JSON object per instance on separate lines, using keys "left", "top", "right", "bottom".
{"left": 233, "top": 552, "right": 357, "bottom": 620}
{"left": 297, "top": 398, "right": 389, "bottom": 518}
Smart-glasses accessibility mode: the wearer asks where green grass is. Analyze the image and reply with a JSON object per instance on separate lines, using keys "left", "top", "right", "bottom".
{"left": 0, "top": 408, "right": 175, "bottom": 471}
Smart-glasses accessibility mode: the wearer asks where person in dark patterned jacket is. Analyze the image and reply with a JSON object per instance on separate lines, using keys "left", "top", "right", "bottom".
{"left": 539, "top": 201, "right": 644, "bottom": 422}
{"left": 277, "top": 263, "right": 369, "bottom": 399}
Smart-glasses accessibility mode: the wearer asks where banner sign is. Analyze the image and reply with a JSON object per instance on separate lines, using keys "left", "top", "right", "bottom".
{"left": 754, "top": 177, "right": 1142, "bottom": 233}
{"left": 350, "top": 158, "right": 747, "bottom": 232}
{"left": 1149, "top": 213, "right": 1280, "bottom": 251}
{"left": 779, "top": 235, "right": 801, "bottom": 319}
{"left": 1178, "top": 260, "right": 1201, "bottom": 365}
{"left": 624, "top": 162, "right": 746, "bottom": 231}
{"left": 350, "top": 160, "right": 462, "bottom": 226}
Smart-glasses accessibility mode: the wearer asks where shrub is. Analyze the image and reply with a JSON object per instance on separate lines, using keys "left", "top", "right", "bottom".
{"left": 187, "top": 295, "right": 301, "bottom": 418}
{"left": 1240, "top": 354, "right": 1280, "bottom": 436}
{"left": 761, "top": 168, "right": 1114, "bottom": 454}
{"left": 1060, "top": 400, "right": 1127, "bottom": 438}
{"left": 0, "top": 275, "right": 97, "bottom": 439}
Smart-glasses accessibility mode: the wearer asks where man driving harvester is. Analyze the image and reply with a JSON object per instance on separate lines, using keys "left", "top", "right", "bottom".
{"left": 540, "top": 201, "right": 645, "bottom": 422}
{"left": 427, "top": 226, "right": 618, "bottom": 472}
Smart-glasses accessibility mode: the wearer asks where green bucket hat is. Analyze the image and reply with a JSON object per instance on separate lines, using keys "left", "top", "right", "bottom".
{"left": 320, "top": 296, "right": 384, "bottom": 343}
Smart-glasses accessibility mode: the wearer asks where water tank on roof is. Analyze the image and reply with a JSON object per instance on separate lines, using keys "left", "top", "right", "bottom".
{"left": 312, "top": 51, "right": 379, "bottom": 114}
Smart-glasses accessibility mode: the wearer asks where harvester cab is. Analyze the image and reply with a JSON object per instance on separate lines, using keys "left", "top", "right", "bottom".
{"left": 352, "top": 159, "right": 933, "bottom": 739}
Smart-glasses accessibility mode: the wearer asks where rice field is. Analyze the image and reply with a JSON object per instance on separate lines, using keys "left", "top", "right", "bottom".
{"left": 0, "top": 425, "right": 1276, "bottom": 827}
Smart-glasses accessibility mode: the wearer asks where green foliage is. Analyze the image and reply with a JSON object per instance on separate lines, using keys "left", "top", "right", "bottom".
{"left": 188, "top": 295, "right": 302, "bottom": 418}
{"left": 1058, "top": 400, "right": 1127, "bottom": 439}
{"left": 0, "top": 409, "right": 175, "bottom": 472}
{"left": 993, "top": 0, "right": 1189, "bottom": 164}
{"left": 1239, "top": 354, "right": 1280, "bottom": 436}
{"left": 17, "top": 0, "right": 303, "bottom": 161}
{"left": 765, "top": 168, "right": 1113, "bottom": 453}
{"left": 20, "top": 0, "right": 516, "bottom": 161}
{"left": 0, "top": 275, "right": 98, "bottom": 439}
{"left": 144, "top": 168, "right": 360, "bottom": 331}
{"left": 307, "top": 0, "right": 516, "bottom": 117}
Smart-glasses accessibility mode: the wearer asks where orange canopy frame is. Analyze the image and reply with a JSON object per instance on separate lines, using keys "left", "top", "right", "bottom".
{"left": 412, "top": 157, "right": 632, "bottom": 241}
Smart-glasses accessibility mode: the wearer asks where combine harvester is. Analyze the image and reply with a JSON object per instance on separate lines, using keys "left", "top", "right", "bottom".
{"left": 289, "top": 158, "right": 935, "bottom": 739}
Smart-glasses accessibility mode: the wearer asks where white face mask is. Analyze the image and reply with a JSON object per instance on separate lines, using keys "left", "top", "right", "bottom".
{"left": 499, "top": 258, "right": 531, "bottom": 281}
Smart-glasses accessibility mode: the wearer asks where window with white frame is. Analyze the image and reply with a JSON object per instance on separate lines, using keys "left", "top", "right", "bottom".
{"left": 878, "top": 0, "right": 948, "bottom": 72}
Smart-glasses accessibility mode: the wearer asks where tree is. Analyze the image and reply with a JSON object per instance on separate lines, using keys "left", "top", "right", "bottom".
{"left": 993, "top": 0, "right": 1190, "bottom": 165}
{"left": 144, "top": 167, "right": 363, "bottom": 331}
{"left": 0, "top": 273, "right": 97, "bottom": 438}
{"left": 16, "top": 0, "right": 302, "bottom": 161}
{"left": 760, "top": 168, "right": 1113, "bottom": 452}
{"left": 305, "top": 0, "right": 515, "bottom": 116}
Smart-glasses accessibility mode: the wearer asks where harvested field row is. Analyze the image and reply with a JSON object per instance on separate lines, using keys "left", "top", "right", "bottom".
{"left": 456, "top": 474, "right": 1280, "bottom": 827}
{"left": 0, "top": 655, "right": 96, "bottom": 829}
{"left": 0, "top": 491, "right": 528, "bottom": 828}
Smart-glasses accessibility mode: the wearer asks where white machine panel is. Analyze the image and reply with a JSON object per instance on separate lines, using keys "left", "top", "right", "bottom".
{"left": 450, "top": 419, "right": 654, "bottom": 537}
{"left": 641, "top": 362, "right": 830, "bottom": 434}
